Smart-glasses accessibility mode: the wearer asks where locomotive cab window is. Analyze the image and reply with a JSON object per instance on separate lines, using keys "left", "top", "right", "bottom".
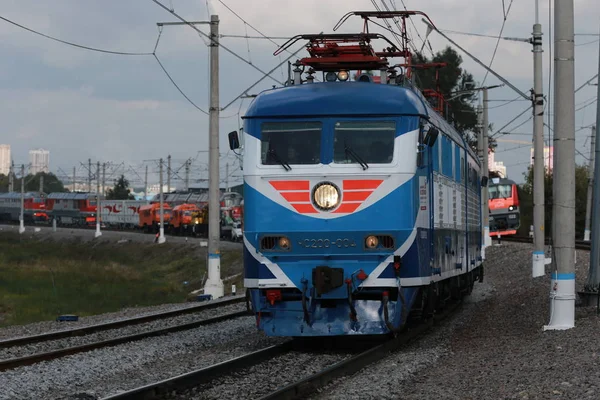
{"left": 489, "top": 184, "right": 512, "bottom": 199}
{"left": 333, "top": 121, "right": 395, "bottom": 164}
{"left": 260, "top": 121, "right": 322, "bottom": 165}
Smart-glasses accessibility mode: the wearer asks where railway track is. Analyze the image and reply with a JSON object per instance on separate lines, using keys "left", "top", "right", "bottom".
{"left": 0, "top": 295, "right": 245, "bottom": 350}
{"left": 99, "top": 300, "right": 462, "bottom": 400}
{"left": 490, "top": 235, "right": 590, "bottom": 251}
{"left": 0, "top": 309, "right": 249, "bottom": 372}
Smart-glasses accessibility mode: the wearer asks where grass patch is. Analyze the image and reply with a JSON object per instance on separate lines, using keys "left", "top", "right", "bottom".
{"left": 0, "top": 233, "right": 243, "bottom": 327}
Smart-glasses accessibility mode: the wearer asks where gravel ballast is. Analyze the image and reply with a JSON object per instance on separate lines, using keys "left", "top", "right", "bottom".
{"left": 2, "top": 242, "right": 598, "bottom": 400}
{"left": 0, "top": 297, "right": 242, "bottom": 341}
{"left": 311, "top": 242, "right": 600, "bottom": 400}
{"left": 176, "top": 351, "right": 351, "bottom": 400}
{"left": 0, "top": 302, "right": 245, "bottom": 360}
{"left": 0, "top": 316, "right": 284, "bottom": 400}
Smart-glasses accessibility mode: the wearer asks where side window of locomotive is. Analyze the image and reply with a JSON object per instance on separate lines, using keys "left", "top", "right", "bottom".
{"left": 333, "top": 121, "right": 395, "bottom": 164}
{"left": 260, "top": 121, "right": 322, "bottom": 165}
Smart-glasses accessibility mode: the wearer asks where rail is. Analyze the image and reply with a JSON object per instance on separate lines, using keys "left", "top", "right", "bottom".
{"left": 0, "top": 310, "right": 249, "bottom": 372}
{"left": 0, "top": 295, "right": 245, "bottom": 349}
{"left": 100, "top": 342, "right": 295, "bottom": 400}
{"left": 490, "top": 235, "right": 590, "bottom": 251}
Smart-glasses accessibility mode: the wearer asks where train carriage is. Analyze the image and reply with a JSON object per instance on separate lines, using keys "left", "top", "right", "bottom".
{"left": 46, "top": 192, "right": 101, "bottom": 226}
{"left": 230, "top": 11, "right": 485, "bottom": 337}
{"left": 0, "top": 192, "right": 48, "bottom": 223}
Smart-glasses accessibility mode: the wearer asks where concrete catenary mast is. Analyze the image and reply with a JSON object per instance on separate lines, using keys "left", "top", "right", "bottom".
{"left": 544, "top": 0, "right": 575, "bottom": 331}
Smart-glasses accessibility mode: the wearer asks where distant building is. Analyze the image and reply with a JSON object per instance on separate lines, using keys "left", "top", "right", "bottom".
{"left": 530, "top": 146, "right": 553, "bottom": 172}
{"left": 29, "top": 149, "right": 50, "bottom": 174}
{"left": 0, "top": 144, "right": 10, "bottom": 175}
{"left": 488, "top": 151, "right": 507, "bottom": 178}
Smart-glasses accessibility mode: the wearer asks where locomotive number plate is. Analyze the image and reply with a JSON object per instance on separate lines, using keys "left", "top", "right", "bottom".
{"left": 297, "top": 238, "right": 357, "bottom": 248}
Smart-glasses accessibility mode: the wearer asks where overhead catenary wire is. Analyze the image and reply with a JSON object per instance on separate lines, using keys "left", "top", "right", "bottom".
{"left": 151, "top": 0, "right": 284, "bottom": 86}
{"left": 393, "top": 0, "right": 434, "bottom": 56}
{"left": 0, "top": 12, "right": 221, "bottom": 116}
{"left": 481, "top": 0, "right": 514, "bottom": 86}
{"left": 0, "top": 15, "right": 154, "bottom": 56}
{"left": 153, "top": 54, "right": 209, "bottom": 115}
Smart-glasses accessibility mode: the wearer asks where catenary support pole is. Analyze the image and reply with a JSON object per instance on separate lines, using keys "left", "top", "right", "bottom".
{"left": 72, "top": 167, "right": 76, "bottom": 192}
{"left": 167, "top": 154, "right": 171, "bottom": 194}
{"left": 8, "top": 162, "right": 14, "bottom": 192}
{"left": 482, "top": 88, "right": 491, "bottom": 248}
{"left": 88, "top": 158, "right": 92, "bottom": 193}
{"left": 583, "top": 35, "right": 600, "bottom": 304}
{"left": 476, "top": 103, "right": 485, "bottom": 255}
{"left": 144, "top": 165, "right": 148, "bottom": 199}
{"left": 95, "top": 162, "right": 102, "bottom": 238}
{"left": 39, "top": 174, "right": 44, "bottom": 193}
{"left": 158, "top": 158, "right": 166, "bottom": 244}
{"left": 185, "top": 159, "right": 190, "bottom": 191}
{"left": 584, "top": 125, "right": 596, "bottom": 242}
{"left": 532, "top": 11, "right": 547, "bottom": 276}
{"left": 102, "top": 163, "right": 106, "bottom": 197}
{"left": 544, "top": 0, "right": 575, "bottom": 331}
{"left": 225, "top": 162, "right": 229, "bottom": 192}
{"left": 19, "top": 164, "right": 24, "bottom": 234}
{"left": 204, "top": 14, "right": 224, "bottom": 299}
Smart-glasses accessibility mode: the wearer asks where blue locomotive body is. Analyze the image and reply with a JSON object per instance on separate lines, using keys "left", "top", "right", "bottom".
{"left": 239, "top": 81, "right": 483, "bottom": 337}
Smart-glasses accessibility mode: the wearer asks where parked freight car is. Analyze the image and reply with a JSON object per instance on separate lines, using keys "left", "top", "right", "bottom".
{"left": 100, "top": 200, "right": 150, "bottom": 229}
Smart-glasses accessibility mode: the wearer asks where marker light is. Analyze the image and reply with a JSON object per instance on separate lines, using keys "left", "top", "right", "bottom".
{"left": 365, "top": 235, "right": 379, "bottom": 249}
{"left": 325, "top": 71, "right": 338, "bottom": 82}
{"left": 313, "top": 182, "right": 340, "bottom": 211}
{"left": 337, "top": 70, "right": 349, "bottom": 81}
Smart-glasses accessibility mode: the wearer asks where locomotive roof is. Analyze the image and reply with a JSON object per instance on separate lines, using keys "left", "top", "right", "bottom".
{"left": 0, "top": 191, "right": 44, "bottom": 199}
{"left": 47, "top": 192, "right": 100, "bottom": 200}
{"left": 490, "top": 178, "right": 517, "bottom": 186}
{"left": 244, "top": 82, "right": 428, "bottom": 118}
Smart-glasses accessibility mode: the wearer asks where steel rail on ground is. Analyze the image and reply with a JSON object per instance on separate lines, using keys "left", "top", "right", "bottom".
{"left": 0, "top": 295, "right": 245, "bottom": 349}
{"left": 0, "top": 310, "right": 249, "bottom": 372}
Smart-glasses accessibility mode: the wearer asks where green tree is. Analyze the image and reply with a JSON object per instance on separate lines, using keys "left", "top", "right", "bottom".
{"left": 518, "top": 164, "right": 589, "bottom": 239}
{"left": 412, "top": 47, "right": 496, "bottom": 152}
{"left": 106, "top": 175, "right": 135, "bottom": 200}
{"left": 0, "top": 174, "right": 8, "bottom": 192}
{"left": 26, "top": 172, "right": 66, "bottom": 193}
{"left": 0, "top": 172, "right": 66, "bottom": 193}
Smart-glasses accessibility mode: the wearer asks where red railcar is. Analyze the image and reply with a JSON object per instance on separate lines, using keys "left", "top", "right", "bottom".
{"left": 488, "top": 178, "right": 520, "bottom": 236}
{"left": 46, "top": 192, "right": 102, "bottom": 226}
{"left": 0, "top": 192, "right": 48, "bottom": 222}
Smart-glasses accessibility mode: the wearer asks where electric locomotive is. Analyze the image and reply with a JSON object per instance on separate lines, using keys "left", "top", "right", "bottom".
{"left": 234, "top": 11, "right": 486, "bottom": 337}
{"left": 488, "top": 177, "right": 520, "bottom": 236}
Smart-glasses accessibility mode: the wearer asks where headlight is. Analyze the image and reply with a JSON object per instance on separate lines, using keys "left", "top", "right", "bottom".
{"left": 508, "top": 205, "right": 515, "bottom": 211}
{"left": 325, "top": 71, "right": 337, "bottom": 82}
{"left": 278, "top": 237, "right": 290, "bottom": 250}
{"left": 337, "top": 70, "right": 349, "bottom": 81}
{"left": 312, "top": 182, "right": 340, "bottom": 211}
{"left": 365, "top": 235, "right": 379, "bottom": 248}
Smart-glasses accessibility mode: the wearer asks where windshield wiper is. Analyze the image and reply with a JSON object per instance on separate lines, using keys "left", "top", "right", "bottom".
{"left": 345, "top": 145, "right": 369, "bottom": 170}
{"left": 268, "top": 149, "right": 292, "bottom": 171}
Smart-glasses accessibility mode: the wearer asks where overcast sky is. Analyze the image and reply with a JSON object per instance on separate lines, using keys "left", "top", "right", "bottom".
{"left": 0, "top": 0, "right": 598, "bottom": 187}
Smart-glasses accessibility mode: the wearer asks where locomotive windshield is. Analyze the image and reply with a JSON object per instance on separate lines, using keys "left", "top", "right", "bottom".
{"left": 333, "top": 121, "right": 395, "bottom": 164}
{"left": 260, "top": 121, "right": 322, "bottom": 165}
{"left": 488, "top": 184, "right": 512, "bottom": 199}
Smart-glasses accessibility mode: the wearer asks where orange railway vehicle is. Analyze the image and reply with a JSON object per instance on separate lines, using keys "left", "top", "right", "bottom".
{"left": 171, "top": 203, "right": 201, "bottom": 234}
{"left": 138, "top": 203, "right": 172, "bottom": 233}
{"left": 488, "top": 177, "right": 520, "bottom": 237}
